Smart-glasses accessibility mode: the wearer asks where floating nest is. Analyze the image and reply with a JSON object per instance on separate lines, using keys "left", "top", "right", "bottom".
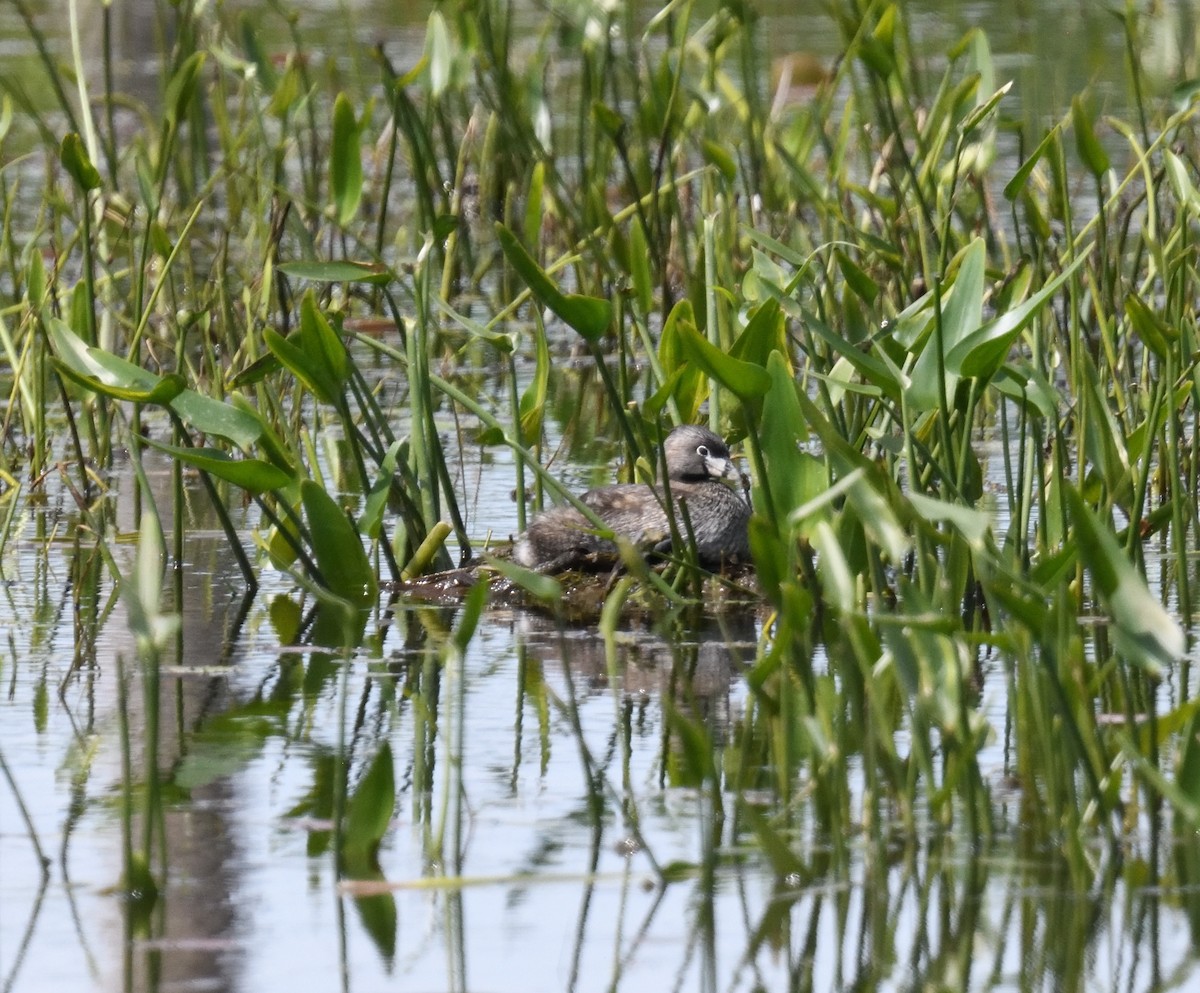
{"left": 386, "top": 546, "right": 760, "bottom": 624}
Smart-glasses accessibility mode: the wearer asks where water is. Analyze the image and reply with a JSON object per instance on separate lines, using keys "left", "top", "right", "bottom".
{"left": 5, "top": 2, "right": 1200, "bottom": 991}
{"left": 0, "top": 1, "right": 1185, "bottom": 127}
{"left": 4, "top": 441, "right": 1198, "bottom": 990}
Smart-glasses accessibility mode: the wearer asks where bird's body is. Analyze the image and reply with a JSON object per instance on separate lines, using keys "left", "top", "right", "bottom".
{"left": 513, "top": 425, "right": 750, "bottom": 573}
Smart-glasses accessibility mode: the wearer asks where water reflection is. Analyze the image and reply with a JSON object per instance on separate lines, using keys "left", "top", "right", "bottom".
{"left": 1, "top": 0, "right": 1187, "bottom": 150}
{"left": 514, "top": 608, "right": 759, "bottom": 747}
{"left": 3, "top": 465, "right": 1200, "bottom": 992}
{"left": 1, "top": 456, "right": 258, "bottom": 993}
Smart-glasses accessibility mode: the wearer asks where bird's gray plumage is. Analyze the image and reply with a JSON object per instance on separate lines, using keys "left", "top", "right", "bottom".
{"left": 513, "top": 425, "right": 750, "bottom": 572}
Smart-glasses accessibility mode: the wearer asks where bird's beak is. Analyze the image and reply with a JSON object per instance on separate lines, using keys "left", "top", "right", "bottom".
{"left": 705, "top": 453, "right": 737, "bottom": 481}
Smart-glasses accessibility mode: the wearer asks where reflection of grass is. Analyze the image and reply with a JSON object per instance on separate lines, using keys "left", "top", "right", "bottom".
{"left": 5, "top": 0, "right": 1200, "bottom": 985}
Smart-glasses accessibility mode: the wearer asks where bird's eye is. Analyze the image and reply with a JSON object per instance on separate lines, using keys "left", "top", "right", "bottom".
{"left": 697, "top": 445, "right": 709, "bottom": 457}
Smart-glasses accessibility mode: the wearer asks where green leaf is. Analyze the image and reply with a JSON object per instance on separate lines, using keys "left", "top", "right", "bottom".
{"left": 165, "top": 51, "right": 206, "bottom": 129}
{"left": 495, "top": 223, "right": 612, "bottom": 342}
{"left": 299, "top": 291, "right": 350, "bottom": 387}
{"left": 811, "top": 520, "right": 856, "bottom": 613}
{"left": 434, "top": 298, "right": 514, "bottom": 353}
{"left": 238, "top": 13, "right": 277, "bottom": 92}
{"left": 302, "top": 480, "right": 378, "bottom": 607}
{"left": 344, "top": 741, "right": 396, "bottom": 860}
{"left": 267, "top": 64, "right": 302, "bottom": 120}
{"left": 1175, "top": 707, "right": 1200, "bottom": 824}
{"left": 33, "top": 677, "right": 47, "bottom": 732}
{"left": 758, "top": 352, "right": 821, "bottom": 526}
{"left": 795, "top": 390, "right": 909, "bottom": 564}
{"left": 26, "top": 246, "right": 46, "bottom": 310}
{"left": 269, "top": 595, "right": 303, "bottom": 645}
{"left": 345, "top": 871, "right": 397, "bottom": 965}
{"left": 858, "top": 36, "right": 895, "bottom": 79}
{"left": 279, "top": 260, "right": 392, "bottom": 285}
{"left": 123, "top": 507, "right": 179, "bottom": 655}
{"left": 54, "top": 357, "right": 185, "bottom": 405}
{"left": 523, "top": 161, "right": 546, "bottom": 249}
{"left": 1003, "top": 125, "right": 1060, "bottom": 202}
{"left": 226, "top": 350, "right": 280, "bottom": 386}
{"left": 663, "top": 699, "right": 715, "bottom": 787}
{"left": 229, "top": 394, "right": 300, "bottom": 477}
{"left": 1171, "top": 77, "right": 1200, "bottom": 110}
{"left": 49, "top": 318, "right": 262, "bottom": 446}
{"left": 801, "top": 310, "right": 901, "bottom": 398}
{"left": 1065, "top": 485, "right": 1184, "bottom": 679}
{"left": 358, "top": 440, "right": 404, "bottom": 539}
{"left": 951, "top": 251, "right": 1088, "bottom": 381}
{"left": 393, "top": 53, "right": 428, "bottom": 90}
{"left": 959, "top": 80, "right": 1011, "bottom": 137}
{"left": 168, "top": 391, "right": 266, "bottom": 449}
{"left": 835, "top": 249, "right": 878, "bottom": 305}
{"left": 592, "top": 100, "right": 624, "bottom": 141}
{"left": 676, "top": 322, "right": 770, "bottom": 401}
{"left": 1124, "top": 292, "right": 1177, "bottom": 360}
{"left": 907, "top": 492, "right": 992, "bottom": 547}
{"left": 858, "top": 6, "right": 897, "bottom": 78}
{"left": 331, "top": 93, "right": 363, "bottom": 226}
{"left": 60, "top": 132, "right": 101, "bottom": 192}
{"left": 486, "top": 554, "right": 563, "bottom": 604}
{"left": 730, "top": 298, "right": 787, "bottom": 369}
{"left": 748, "top": 516, "right": 788, "bottom": 610}
{"left": 452, "top": 578, "right": 489, "bottom": 654}
{"left": 1072, "top": 92, "right": 1110, "bottom": 178}
{"left": 50, "top": 317, "right": 180, "bottom": 400}
{"left": 883, "top": 613, "right": 969, "bottom": 736}
{"left": 519, "top": 322, "right": 550, "bottom": 446}
{"left": 425, "top": 11, "right": 452, "bottom": 98}
{"left": 701, "top": 139, "right": 736, "bottom": 181}
{"left": 658, "top": 301, "right": 708, "bottom": 421}
{"left": 265, "top": 327, "right": 332, "bottom": 401}
{"left": 991, "top": 362, "right": 1060, "bottom": 419}
{"left": 1078, "top": 352, "right": 1132, "bottom": 507}
{"left": 1165, "top": 148, "right": 1200, "bottom": 214}
{"left": 906, "top": 239, "right": 985, "bottom": 411}
{"left": 629, "top": 216, "right": 653, "bottom": 315}
{"left": 0, "top": 95, "right": 12, "bottom": 146}
{"left": 142, "top": 439, "right": 292, "bottom": 493}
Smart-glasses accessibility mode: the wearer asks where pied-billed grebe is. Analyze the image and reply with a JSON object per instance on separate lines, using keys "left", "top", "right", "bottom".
{"left": 513, "top": 424, "right": 750, "bottom": 573}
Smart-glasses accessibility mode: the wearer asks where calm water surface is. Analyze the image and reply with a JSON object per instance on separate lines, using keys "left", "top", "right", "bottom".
{"left": 4, "top": 2, "right": 1200, "bottom": 992}
{"left": 6, "top": 457, "right": 1197, "bottom": 992}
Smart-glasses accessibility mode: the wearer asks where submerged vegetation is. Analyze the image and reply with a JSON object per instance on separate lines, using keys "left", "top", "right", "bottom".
{"left": 4, "top": 0, "right": 1200, "bottom": 988}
